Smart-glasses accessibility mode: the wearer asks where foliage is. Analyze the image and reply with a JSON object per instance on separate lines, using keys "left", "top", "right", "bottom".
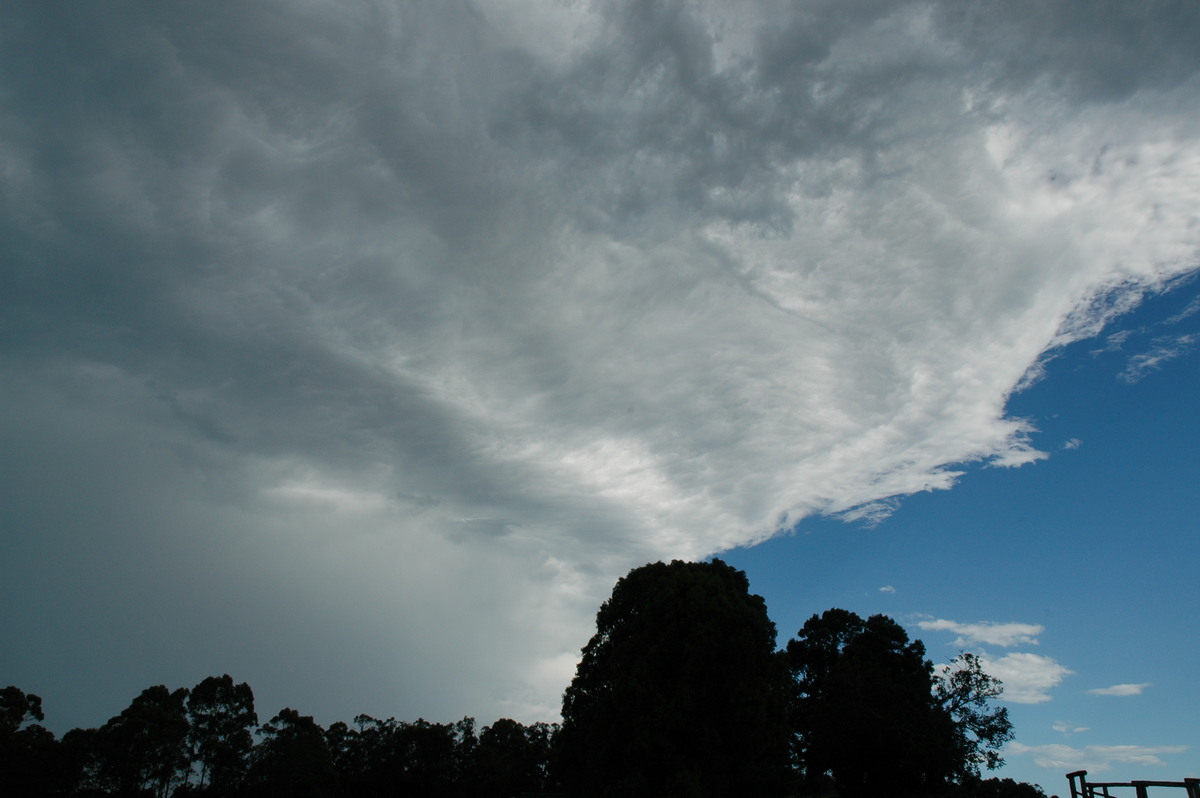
{"left": 248, "top": 707, "right": 337, "bottom": 797}
{"left": 786, "top": 609, "right": 1013, "bottom": 798}
{"left": 558, "top": 559, "right": 791, "bottom": 798}
{"left": 475, "top": 717, "right": 559, "bottom": 798}
{"left": 187, "top": 674, "right": 258, "bottom": 793}
{"left": 937, "top": 652, "right": 1015, "bottom": 777}
{"left": 84, "top": 685, "right": 192, "bottom": 798}
{"left": 0, "top": 684, "right": 45, "bottom": 733}
{"left": 953, "top": 776, "right": 1048, "bottom": 798}
{"left": 0, "top": 686, "right": 62, "bottom": 797}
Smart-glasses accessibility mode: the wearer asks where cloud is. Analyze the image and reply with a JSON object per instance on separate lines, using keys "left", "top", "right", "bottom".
{"left": 879, "top": 585, "right": 897, "bottom": 594}
{"left": 3, "top": 0, "right": 1200, "bottom": 730}
{"left": 917, "top": 619, "right": 1045, "bottom": 647}
{"left": 979, "top": 653, "right": 1074, "bottom": 704}
{"left": 1008, "top": 743, "right": 1189, "bottom": 773}
{"left": 1063, "top": 438, "right": 1083, "bottom": 450}
{"left": 1053, "top": 721, "right": 1090, "bottom": 736}
{"left": 1166, "top": 293, "right": 1200, "bottom": 324}
{"left": 1092, "top": 329, "right": 1135, "bottom": 354}
{"left": 1119, "top": 334, "right": 1199, "bottom": 383}
{"left": 1089, "top": 683, "right": 1153, "bottom": 697}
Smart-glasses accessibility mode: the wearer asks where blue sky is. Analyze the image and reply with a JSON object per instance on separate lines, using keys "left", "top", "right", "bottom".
{"left": 1, "top": 2, "right": 1198, "bottom": 792}
{"left": 726, "top": 281, "right": 1200, "bottom": 792}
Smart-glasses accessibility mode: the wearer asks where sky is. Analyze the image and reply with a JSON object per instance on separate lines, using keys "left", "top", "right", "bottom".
{"left": 1, "top": 0, "right": 1197, "bottom": 793}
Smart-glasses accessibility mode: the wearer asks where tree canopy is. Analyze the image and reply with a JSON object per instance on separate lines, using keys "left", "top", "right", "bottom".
{"left": 786, "top": 609, "right": 1013, "bottom": 798}
{"left": 558, "top": 559, "right": 791, "bottom": 798}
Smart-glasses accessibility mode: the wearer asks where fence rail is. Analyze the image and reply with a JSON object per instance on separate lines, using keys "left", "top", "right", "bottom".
{"left": 1067, "top": 771, "right": 1200, "bottom": 798}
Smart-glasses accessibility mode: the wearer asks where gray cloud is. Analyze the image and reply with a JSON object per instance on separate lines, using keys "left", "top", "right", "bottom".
{"left": 3, "top": 0, "right": 1199, "bottom": 730}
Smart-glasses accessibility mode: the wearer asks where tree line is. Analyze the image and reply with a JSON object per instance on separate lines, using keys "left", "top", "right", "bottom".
{"left": 1, "top": 678, "right": 555, "bottom": 797}
{"left": 3, "top": 559, "right": 1047, "bottom": 797}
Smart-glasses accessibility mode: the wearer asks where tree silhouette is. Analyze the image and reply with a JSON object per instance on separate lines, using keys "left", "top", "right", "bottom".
{"left": 187, "top": 674, "right": 258, "bottom": 793}
{"left": 248, "top": 707, "right": 335, "bottom": 797}
{"left": 86, "top": 685, "right": 192, "bottom": 798}
{"left": 937, "top": 652, "right": 1014, "bottom": 778}
{"left": 0, "top": 686, "right": 62, "bottom": 797}
{"left": 786, "top": 609, "right": 1011, "bottom": 798}
{"left": 475, "top": 717, "right": 558, "bottom": 797}
{"left": 558, "top": 559, "right": 791, "bottom": 798}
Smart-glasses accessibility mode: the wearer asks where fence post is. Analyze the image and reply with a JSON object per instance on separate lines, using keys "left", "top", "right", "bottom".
{"left": 1068, "top": 770, "right": 1088, "bottom": 798}
{"left": 1132, "top": 781, "right": 1149, "bottom": 798}
{"left": 1184, "top": 778, "right": 1200, "bottom": 798}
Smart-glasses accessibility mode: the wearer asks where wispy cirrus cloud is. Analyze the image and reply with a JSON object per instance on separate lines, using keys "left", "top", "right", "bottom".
{"left": 1120, "top": 334, "right": 1199, "bottom": 383}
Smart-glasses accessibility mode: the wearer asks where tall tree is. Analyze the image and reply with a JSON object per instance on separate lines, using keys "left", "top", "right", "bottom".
{"left": 558, "top": 559, "right": 791, "bottom": 798}
{"left": 88, "top": 685, "right": 192, "bottom": 798}
{"left": 187, "top": 674, "right": 258, "bottom": 793}
{"left": 786, "top": 610, "right": 1011, "bottom": 798}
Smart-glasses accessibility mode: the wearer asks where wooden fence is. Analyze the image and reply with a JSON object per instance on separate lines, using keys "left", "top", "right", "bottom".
{"left": 1067, "top": 771, "right": 1200, "bottom": 798}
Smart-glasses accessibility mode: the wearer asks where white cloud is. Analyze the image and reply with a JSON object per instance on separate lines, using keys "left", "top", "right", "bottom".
{"left": 879, "top": 585, "right": 897, "bottom": 594}
{"left": 3, "top": 0, "right": 1200, "bottom": 729}
{"left": 1089, "top": 683, "right": 1153, "bottom": 697}
{"left": 1008, "top": 742, "right": 1189, "bottom": 773}
{"left": 918, "top": 619, "right": 1045, "bottom": 647}
{"left": 1053, "top": 721, "right": 1090, "bottom": 736}
{"left": 980, "top": 653, "right": 1074, "bottom": 704}
{"left": 1092, "top": 329, "right": 1135, "bottom": 354}
{"left": 1167, "top": 294, "right": 1200, "bottom": 324}
{"left": 1119, "top": 334, "right": 1199, "bottom": 383}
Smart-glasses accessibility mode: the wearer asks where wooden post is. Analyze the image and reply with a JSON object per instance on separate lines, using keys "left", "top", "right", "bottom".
{"left": 1132, "top": 781, "right": 1149, "bottom": 798}
{"left": 1184, "top": 778, "right": 1200, "bottom": 798}
{"left": 1068, "top": 771, "right": 1088, "bottom": 798}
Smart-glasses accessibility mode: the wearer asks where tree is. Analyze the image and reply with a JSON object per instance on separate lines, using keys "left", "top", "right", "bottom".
{"left": 558, "top": 559, "right": 791, "bottom": 798}
{"left": 786, "top": 610, "right": 1012, "bottom": 798}
{"left": 392, "top": 717, "right": 462, "bottom": 795}
{"left": 952, "top": 776, "right": 1047, "bottom": 798}
{"left": 187, "top": 674, "right": 258, "bottom": 793}
{"left": 475, "top": 718, "right": 558, "bottom": 798}
{"left": 787, "top": 610, "right": 950, "bottom": 798}
{"left": 0, "top": 685, "right": 44, "bottom": 734}
{"left": 87, "top": 685, "right": 192, "bottom": 798}
{"left": 248, "top": 707, "right": 336, "bottom": 797}
{"left": 937, "top": 652, "right": 1014, "bottom": 778}
{"left": 0, "top": 686, "right": 62, "bottom": 797}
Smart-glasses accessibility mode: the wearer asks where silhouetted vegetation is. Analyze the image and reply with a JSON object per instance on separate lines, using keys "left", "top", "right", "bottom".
{"left": 3, "top": 559, "right": 1048, "bottom": 797}
{"left": 1, "top": 681, "right": 558, "bottom": 797}
{"left": 558, "top": 559, "right": 791, "bottom": 797}
{"left": 787, "top": 609, "right": 1012, "bottom": 798}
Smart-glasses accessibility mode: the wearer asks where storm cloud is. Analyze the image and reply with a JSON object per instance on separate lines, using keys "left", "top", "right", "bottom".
{"left": 3, "top": 0, "right": 1198, "bottom": 729}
